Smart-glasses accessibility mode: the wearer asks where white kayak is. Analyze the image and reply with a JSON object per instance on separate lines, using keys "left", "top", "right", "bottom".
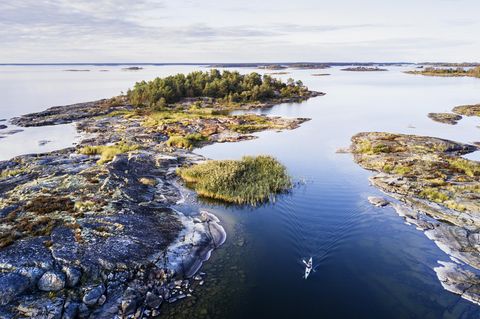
{"left": 303, "top": 257, "right": 313, "bottom": 279}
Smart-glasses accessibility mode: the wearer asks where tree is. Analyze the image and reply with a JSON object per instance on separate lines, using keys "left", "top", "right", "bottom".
{"left": 126, "top": 69, "right": 307, "bottom": 108}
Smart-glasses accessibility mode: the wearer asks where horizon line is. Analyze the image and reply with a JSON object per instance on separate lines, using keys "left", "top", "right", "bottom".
{"left": 0, "top": 61, "right": 417, "bottom": 66}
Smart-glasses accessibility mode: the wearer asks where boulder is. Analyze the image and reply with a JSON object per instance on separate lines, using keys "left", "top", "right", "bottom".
{"left": 145, "top": 291, "right": 163, "bottom": 309}
{"left": 62, "top": 301, "right": 79, "bottom": 319}
{"left": 64, "top": 266, "right": 82, "bottom": 287}
{"left": 121, "top": 299, "right": 138, "bottom": 316}
{"left": 82, "top": 284, "right": 105, "bottom": 306}
{"left": 37, "top": 271, "right": 65, "bottom": 292}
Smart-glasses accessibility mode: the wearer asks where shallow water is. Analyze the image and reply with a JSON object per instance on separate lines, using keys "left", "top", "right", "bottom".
{"left": 1, "top": 65, "right": 480, "bottom": 318}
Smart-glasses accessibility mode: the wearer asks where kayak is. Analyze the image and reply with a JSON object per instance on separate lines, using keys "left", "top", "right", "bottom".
{"left": 303, "top": 257, "right": 313, "bottom": 279}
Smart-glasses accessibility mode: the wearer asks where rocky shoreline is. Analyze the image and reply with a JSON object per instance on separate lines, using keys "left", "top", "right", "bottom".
{"left": 0, "top": 91, "right": 319, "bottom": 318}
{"left": 350, "top": 132, "right": 480, "bottom": 305}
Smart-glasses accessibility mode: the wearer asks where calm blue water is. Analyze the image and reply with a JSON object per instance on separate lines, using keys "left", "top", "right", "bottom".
{"left": 1, "top": 65, "right": 480, "bottom": 318}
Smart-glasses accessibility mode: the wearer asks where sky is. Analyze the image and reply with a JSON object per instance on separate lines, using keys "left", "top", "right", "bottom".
{"left": 0, "top": 0, "right": 479, "bottom": 63}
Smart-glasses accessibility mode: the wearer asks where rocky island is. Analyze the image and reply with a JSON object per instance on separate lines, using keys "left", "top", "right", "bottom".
{"left": 122, "top": 67, "right": 144, "bottom": 71}
{"left": 426, "top": 104, "right": 479, "bottom": 125}
{"left": 406, "top": 66, "right": 480, "bottom": 78}
{"left": 453, "top": 104, "right": 480, "bottom": 117}
{"left": 257, "top": 65, "right": 287, "bottom": 70}
{"left": 427, "top": 112, "right": 463, "bottom": 125}
{"left": 349, "top": 132, "right": 480, "bottom": 304}
{"left": 0, "top": 70, "right": 322, "bottom": 318}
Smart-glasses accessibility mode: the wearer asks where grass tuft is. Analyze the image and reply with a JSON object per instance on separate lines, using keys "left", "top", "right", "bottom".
{"left": 177, "top": 155, "right": 292, "bottom": 205}
{"left": 166, "top": 133, "right": 207, "bottom": 149}
{"left": 420, "top": 187, "right": 450, "bottom": 203}
{"left": 79, "top": 142, "right": 140, "bottom": 164}
{"left": 447, "top": 158, "right": 480, "bottom": 177}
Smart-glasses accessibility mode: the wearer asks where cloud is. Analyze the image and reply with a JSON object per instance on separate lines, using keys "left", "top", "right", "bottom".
{"left": 0, "top": 0, "right": 478, "bottom": 62}
{"left": 0, "top": 2, "right": 381, "bottom": 48}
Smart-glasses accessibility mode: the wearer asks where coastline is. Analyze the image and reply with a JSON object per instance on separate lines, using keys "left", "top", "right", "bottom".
{"left": 350, "top": 132, "right": 480, "bottom": 305}
{"left": 0, "top": 90, "right": 319, "bottom": 317}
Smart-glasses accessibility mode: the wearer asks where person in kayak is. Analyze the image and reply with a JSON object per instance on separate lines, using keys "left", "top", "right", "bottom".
{"left": 303, "top": 257, "right": 313, "bottom": 279}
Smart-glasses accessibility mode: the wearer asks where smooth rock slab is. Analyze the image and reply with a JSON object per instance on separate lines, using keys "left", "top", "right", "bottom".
{"left": 0, "top": 237, "right": 54, "bottom": 269}
{"left": 0, "top": 273, "right": 30, "bottom": 305}
{"left": 434, "top": 261, "right": 480, "bottom": 305}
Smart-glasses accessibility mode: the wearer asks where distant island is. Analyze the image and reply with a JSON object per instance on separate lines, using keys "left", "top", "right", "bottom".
{"left": 289, "top": 63, "right": 330, "bottom": 69}
{"left": 257, "top": 64, "right": 287, "bottom": 70}
{"left": 63, "top": 69, "right": 90, "bottom": 72}
{"left": 257, "top": 63, "right": 330, "bottom": 70}
{"left": 207, "top": 62, "right": 409, "bottom": 69}
{"left": 341, "top": 66, "right": 388, "bottom": 72}
{"left": 421, "top": 62, "right": 480, "bottom": 67}
{"left": 406, "top": 66, "right": 480, "bottom": 78}
{"left": 122, "top": 66, "right": 144, "bottom": 71}
{"left": 267, "top": 71, "right": 290, "bottom": 75}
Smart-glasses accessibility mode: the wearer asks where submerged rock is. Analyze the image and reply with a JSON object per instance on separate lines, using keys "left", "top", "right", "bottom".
{"left": 38, "top": 139, "right": 51, "bottom": 146}
{"left": 367, "top": 196, "right": 390, "bottom": 207}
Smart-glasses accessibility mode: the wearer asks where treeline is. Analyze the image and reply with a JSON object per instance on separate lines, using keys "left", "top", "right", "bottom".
{"left": 412, "top": 66, "right": 480, "bottom": 77}
{"left": 127, "top": 69, "right": 308, "bottom": 108}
